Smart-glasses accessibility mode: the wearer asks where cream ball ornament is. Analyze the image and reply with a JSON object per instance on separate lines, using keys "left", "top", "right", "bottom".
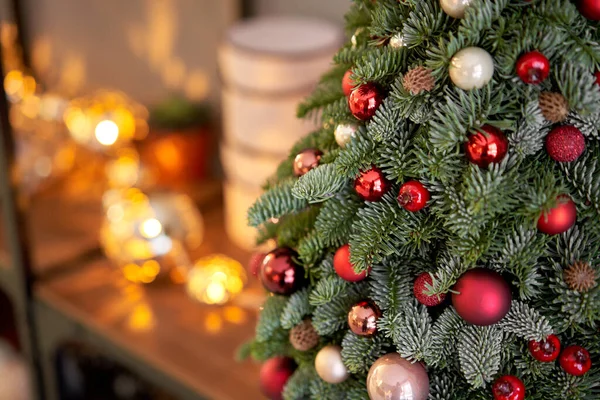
{"left": 440, "top": 0, "right": 472, "bottom": 19}
{"left": 315, "top": 345, "right": 349, "bottom": 384}
{"left": 449, "top": 46, "right": 494, "bottom": 90}
{"left": 334, "top": 123, "right": 358, "bottom": 148}
{"left": 367, "top": 353, "right": 429, "bottom": 400}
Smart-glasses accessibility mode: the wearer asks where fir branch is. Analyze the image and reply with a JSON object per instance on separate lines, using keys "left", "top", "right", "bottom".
{"left": 256, "top": 295, "right": 289, "bottom": 342}
{"left": 352, "top": 46, "right": 408, "bottom": 85}
{"left": 297, "top": 230, "right": 327, "bottom": 269}
{"left": 393, "top": 300, "right": 433, "bottom": 362}
{"left": 309, "top": 376, "right": 368, "bottom": 400}
{"left": 428, "top": 371, "right": 462, "bottom": 400}
{"left": 281, "top": 288, "right": 314, "bottom": 330}
{"left": 309, "top": 275, "right": 351, "bottom": 307}
{"left": 427, "top": 307, "right": 466, "bottom": 368}
{"left": 334, "top": 127, "right": 379, "bottom": 179}
{"left": 368, "top": 259, "right": 413, "bottom": 312}
{"left": 311, "top": 282, "right": 369, "bottom": 336}
{"left": 556, "top": 63, "right": 600, "bottom": 116}
{"left": 460, "top": 0, "right": 511, "bottom": 43}
{"left": 248, "top": 179, "right": 308, "bottom": 227}
{"left": 498, "top": 301, "right": 553, "bottom": 342}
{"left": 292, "top": 164, "right": 348, "bottom": 204}
{"left": 341, "top": 331, "right": 388, "bottom": 374}
{"left": 314, "top": 189, "right": 362, "bottom": 247}
{"left": 283, "top": 365, "right": 317, "bottom": 400}
{"left": 402, "top": 1, "right": 447, "bottom": 51}
{"left": 277, "top": 207, "right": 321, "bottom": 248}
{"left": 457, "top": 325, "right": 503, "bottom": 388}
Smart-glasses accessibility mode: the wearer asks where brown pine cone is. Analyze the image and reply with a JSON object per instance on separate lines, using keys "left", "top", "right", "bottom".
{"left": 403, "top": 66, "right": 435, "bottom": 95}
{"left": 539, "top": 92, "right": 569, "bottom": 123}
{"left": 564, "top": 261, "right": 597, "bottom": 293}
{"left": 289, "top": 319, "right": 319, "bottom": 351}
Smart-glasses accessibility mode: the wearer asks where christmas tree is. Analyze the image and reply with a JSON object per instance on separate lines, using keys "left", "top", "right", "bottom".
{"left": 241, "top": 1, "right": 600, "bottom": 399}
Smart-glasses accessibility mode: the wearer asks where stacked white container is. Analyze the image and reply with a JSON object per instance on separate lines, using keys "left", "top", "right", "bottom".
{"left": 219, "top": 17, "right": 342, "bottom": 250}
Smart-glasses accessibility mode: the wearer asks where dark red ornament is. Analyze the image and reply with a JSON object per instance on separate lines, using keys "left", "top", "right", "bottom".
{"left": 354, "top": 166, "right": 390, "bottom": 201}
{"left": 248, "top": 252, "right": 267, "bottom": 277}
{"left": 348, "top": 83, "right": 384, "bottom": 121}
{"left": 398, "top": 180, "right": 430, "bottom": 212}
{"left": 559, "top": 345, "right": 592, "bottom": 376}
{"left": 348, "top": 299, "right": 381, "bottom": 337}
{"left": 259, "top": 248, "right": 305, "bottom": 295}
{"left": 492, "top": 375, "right": 525, "bottom": 400}
{"left": 333, "top": 244, "right": 370, "bottom": 282}
{"left": 516, "top": 51, "right": 550, "bottom": 84}
{"left": 452, "top": 268, "right": 512, "bottom": 326}
{"left": 259, "top": 356, "right": 297, "bottom": 400}
{"left": 537, "top": 195, "right": 577, "bottom": 235}
{"left": 465, "top": 125, "right": 509, "bottom": 168}
{"left": 342, "top": 69, "right": 355, "bottom": 96}
{"left": 578, "top": 0, "right": 600, "bottom": 20}
{"left": 595, "top": 71, "right": 600, "bottom": 86}
{"left": 528, "top": 334, "right": 561, "bottom": 362}
{"left": 414, "top": 272, "right": 446, "bottom": 307}
{"left": 293, "top": 148, "right": 322, "bottom": 176}
{"left": 545, "top": 125, "right": 585, "bottom": 163}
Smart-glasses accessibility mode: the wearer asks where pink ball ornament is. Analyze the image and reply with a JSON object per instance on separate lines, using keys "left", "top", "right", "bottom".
{"left": 367, "top": 353, "right": 430, "bottom": 400}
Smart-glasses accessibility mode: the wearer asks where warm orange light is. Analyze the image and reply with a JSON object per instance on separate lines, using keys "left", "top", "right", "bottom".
{"left": 128, "top": 304, "right": 155, "bottom": 332}
{"left": 204, "top": 312, "right": 223, "bottom": 334}
{"left": 223, "top": 306, "right": 247, "bottom": 325}
{"left": 186, "top": 254, "right": 247, "bottom": 305}
{"left": 95, "top": 119, "right": 119, "bottom": 145}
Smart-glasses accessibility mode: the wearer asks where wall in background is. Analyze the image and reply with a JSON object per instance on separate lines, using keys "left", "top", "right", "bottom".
{"left": 252, "top": 0, "right": 350, "bottom": 23}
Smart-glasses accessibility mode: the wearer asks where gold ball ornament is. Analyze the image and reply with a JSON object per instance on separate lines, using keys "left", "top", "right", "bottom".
{"left": 440, "top": 0, "right": 472, "bottom": 18}
{"left": 334, "top": 123, "right": 358, "bottom": 148}
{"left": 539, "top": 92, "right": 569, "bottom": 123}
{"left": 290, "top": 319, "right": 319, "bottom": 351}
{"left": 449, "top": 47, "right": 494, "bottom": 90}
{"left": 315, "top": 345, "right": 349, "bottom": 384}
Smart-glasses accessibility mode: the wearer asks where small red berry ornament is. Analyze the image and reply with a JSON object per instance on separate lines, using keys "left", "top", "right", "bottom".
{"left": 537, "top": 195, "right": 577, "bottom": 235}
{"left": 398, "top": 181, "right": 430, "bottom": 212}
{"left": 348, "top": 83, "right": 384, "bottom": 121}
{"left": 342, "top": 69, "right": 355, "bottom": 96}
{"left": 545, "top": 126, "right": 585, "bottom": 163}
{"left": 559, "top": 345, "right": 592, "bottom": 376}
{"left": 465, "top": 125, "right": 509, "bottom": 168}
{"left": 516, "top": 51, "right": 550, "bottom": 84}
{"left": 578, "top": 0, "right": 600, "bottom": 20}
{"left": 333, "top": 244, "right": 370, "bottom": 282}
{"left": 414, "top": 272, "right": 446, "bottom": 306}
{"left": 528, "top": 334, "right": 561, "bottom": 362}
{"left": 354, "top": 166, "right": 390, "bottom": 201}
{"left": 492, "top": 375, "right": 525, "bottom": 400}
{"left": 259, "top": 356, "right": 297, "bottom": 400}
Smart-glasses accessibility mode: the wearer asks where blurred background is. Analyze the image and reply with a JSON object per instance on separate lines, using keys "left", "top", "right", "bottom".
{"left": 0, "top": 1, "right": 350, "bottom": 399}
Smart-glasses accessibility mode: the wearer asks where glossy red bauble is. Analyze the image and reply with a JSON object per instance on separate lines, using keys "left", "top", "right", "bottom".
{"left": 452, "top": 268, "right": 512, "bottom": 326}
{"left": 348, "top": 83, "right": 384, "bottom": 121}
{"left": 348, "top": 299, "right": 381, "bottom": 337}
{"left": 414, "top": 272, "right": 446, "bottom": 307}
{"left": 492, "top": 375, "right": 525, "bottom": 400}
{"left": 398, "top": 180, "right": 430, "bottom": 212}
{"left": 528, "top": 334, "right": 561, "bottom": 362}
{"left": 342, "top": 69, "right": 355, "bottom": 96}
{"left": 259, "top": 356, "right": 297, "bottom": 400}
{"left": 516, "top": 51, "right": 550, "bottom": 84}
{"left": 545, "top": 126, "right": 585, "bottom": 163}
{"left": 537, "top": 195, "right": 577, "bottom": 235}
{"left": 333, "top": 244, "right": 370, "bottom": 282}
{"left": 465, "top": 125, "right": 509, "bottom": 168}
{"left": 293, "top": 148, "right": 322, "bottom": 176}
{"left": 578, "top": 0, "right": 600, "bottom": 20}
{"left": 354, "top": 166, "right": 390, "bottom": 201}
{"left": 559, "top": 345, "right": 592, "bottom": 376}
{"left": 259, "top": 248, "right": 305, "bottom": 295}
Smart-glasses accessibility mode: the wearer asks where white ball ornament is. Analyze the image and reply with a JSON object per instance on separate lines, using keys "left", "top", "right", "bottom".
{"left": 315, "top": 345, "right": 349, "bottom": 384}
{"left": 440, "top": 0, "right": 472, "bottom": 19}
{"left": 449, "top": 46, "right": 494, "bottom": 90}
{"left": 334, "top": 123, "right": 358, "bottom": 148}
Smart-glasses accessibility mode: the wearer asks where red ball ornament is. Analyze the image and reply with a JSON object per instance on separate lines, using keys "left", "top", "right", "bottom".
{"left": 348, "top": 299, "right": 381, "bottom": 336}
{"left": 260, "top": 356, "right": 297, "bottom": 400}
{"left": 333, "top": 244, "right": 370, "bottom": 282}
{"left": 595, "top": 71, "right": 600, "bottom": 86}
{"left": 537, "top": 195, "right": 577, "bottom": 235}
{"left": 492, "top": 375, "right": 525, "bottom": 400}
{"left": 348, "top": 83, "right": 384, "bottom": 121}
{"left": 354, "top": 166, "right": 390, "bottom": 201}
{"left": 293, "top": 148, "right": 322, "bottom": 176}
{"left": 260, "top": 248, "right": 305, "bottom": 295}
{"left": 545, "top": 125, "right": 585, "bottom": 163}
{"left": 414, "top": 272, "right": 446, "bottom": 307}
{"left": 559, "top": 345, "right": 592, "bottom": 376}
{"left": 342, "top": 69, "right": 355, "bottom": 96}
{"left": 452, "top": 268, "right": 512, "bottom": 326}
{"left": 578, "top": 0, "right": 600, "bottom": 20}
{"left": 465, "top": 125, "right": 508, "bottom": 168}
{"left": 528, "top": 334, "right": 561, "bottom": 362}
{"left": 516, "top": 51, "right": 550, "bottom": 84}
{"left": 398, "top": 180, "right": 430, "bottom": 212}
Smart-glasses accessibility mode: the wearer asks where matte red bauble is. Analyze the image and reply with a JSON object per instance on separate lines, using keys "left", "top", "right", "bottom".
{"left": 537, "top": 195, "right": 577, "bottom": 235}
{"left": 293, "top": 148, "right": 322, "bottom": 176}
{"left": 545, "top": 125, "right": 585, "bottom": 163}
{"left": 260, "top": 248, "right": 305, "bottom": 295}
{"left": 259, "top": 356, "right": 296, "bottom": 400}
{"left": 354, "top": 166, "right": 390, "bottom": 201}
{"left": 560, "top": 345, "right": 592, "bottom": 376}
{"left": 342, "top": 69, "right": 355, "bottom": 96}
{"left": 333, "top": 244, "right": 370, "bottom": 282}
{"left": 348, "top": 299, "right": 381, "bottom": 336}
{"left": 515, "top": 51, "right": 550, "bottom": 84}
{"left": 528, "top": 334, "right": 561, "bottom": 362}
{"left": 452, "top": 268, "right": 512, "bottom": 326}
{"left": 348, "top": 83, "right": 384, "bottom": 121}
{"left": 492, "top": 375, "right": 525, "bottom": 400}
{"left": 465, "top": 125, "right": 508, "bottom": 168}
{"left": 414, "top": 272, "right": 446, "bottom": 307}
{"left": 398, "top": 180, "right": 430, "bottom": 212}
{"left": 578, "top": 0, "right": 600, "bottom": 20}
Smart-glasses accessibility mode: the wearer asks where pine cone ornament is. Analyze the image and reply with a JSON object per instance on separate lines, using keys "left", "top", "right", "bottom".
{"left": 290, "top": 320, "right": 319, "bottom": 351}
{"left": 403, "top": 66, "right": 435, "bottom": 95}
{"left": 539, "top": 92, "right": 569, "bottom": 122}
{"left": 564, "top": 261, "right": 597, "bottom": 292}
